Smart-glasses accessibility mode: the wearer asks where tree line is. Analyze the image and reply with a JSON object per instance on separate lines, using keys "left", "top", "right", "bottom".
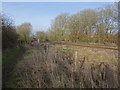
{"left": 2, "top": 3, "right": 118, "bottom": 50}
{"left": 46, "top": 3, "right": 118, "bottom": 44}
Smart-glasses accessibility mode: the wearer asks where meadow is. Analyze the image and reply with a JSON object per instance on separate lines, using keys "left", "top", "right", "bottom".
{"left": 10, "top": 43, "right": 118, "bottom": 88}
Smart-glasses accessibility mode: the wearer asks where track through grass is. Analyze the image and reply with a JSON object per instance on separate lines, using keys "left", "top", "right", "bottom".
{"left": 2, "top": 47, "right": 26, "bottom": 88}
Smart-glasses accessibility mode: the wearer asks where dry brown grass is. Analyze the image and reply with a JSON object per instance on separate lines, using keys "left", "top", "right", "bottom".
{"left": 14, "top": 44, "right": 119, "bottom": 88}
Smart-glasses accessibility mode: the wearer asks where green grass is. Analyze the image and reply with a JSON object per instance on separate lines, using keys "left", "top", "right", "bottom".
{"left": 3, "top": 47, "right": 26, "bottom": 88}
{"left": 6, "top": 76, "right": 20, "bottom": 88}
{"left": 2, "top": 47, "right": 21, "bottom": 64}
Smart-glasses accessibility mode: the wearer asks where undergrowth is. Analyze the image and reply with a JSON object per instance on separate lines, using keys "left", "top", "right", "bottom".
{"left": 14, "top": 44, "right": 118, "bottom": 88}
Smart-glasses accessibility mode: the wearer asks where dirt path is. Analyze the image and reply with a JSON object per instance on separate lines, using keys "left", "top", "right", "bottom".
{"left": 2, "top": 47, "right": 26, "bottom": 88}
{"left": 49, "top": 42, "right": 118, "bottom": 51}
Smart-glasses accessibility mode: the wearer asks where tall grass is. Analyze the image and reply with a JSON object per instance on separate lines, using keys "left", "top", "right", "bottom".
{"left": 15, "top": 44, "right": 118, "bottom": 88}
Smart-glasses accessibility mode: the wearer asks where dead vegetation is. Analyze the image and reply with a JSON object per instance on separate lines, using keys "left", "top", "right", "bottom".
{"left": 15, "top": 44, "right": 118, "bottom": 88}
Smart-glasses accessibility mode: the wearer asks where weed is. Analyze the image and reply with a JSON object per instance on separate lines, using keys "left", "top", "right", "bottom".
{"left": 14, "top": 44, "right": 118, "bottom": 88}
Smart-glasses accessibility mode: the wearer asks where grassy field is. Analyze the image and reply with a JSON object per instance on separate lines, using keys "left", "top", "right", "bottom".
{"left": 9, "top": 44, "right": 118, "bottom": 88}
